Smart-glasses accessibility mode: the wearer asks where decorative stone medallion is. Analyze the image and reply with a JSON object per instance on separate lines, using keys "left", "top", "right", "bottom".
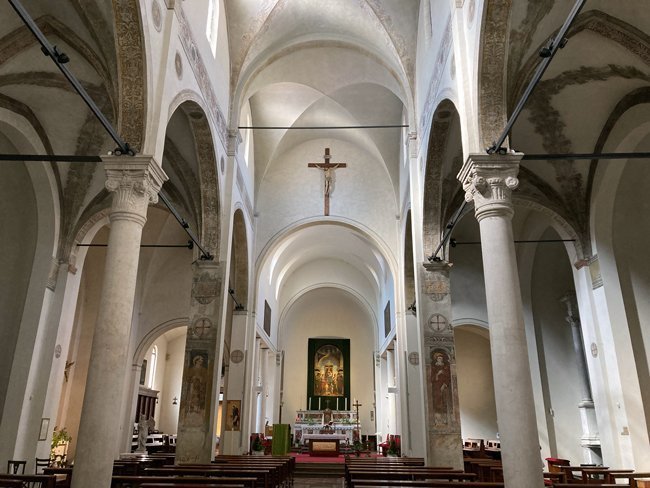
{"left": 190, "top": 317, "right": 212, "bottom": 338}
{"left": 408, "top": 352, "right": 419, "bottom": 365}
{"left": 152, "top": 0, "right": 162, "bottom": 32}
{"left": 591, "top": 342, "right": 598, "bottom": 358}
{"left": 54, "top": 344, "right": 62, "bottom": 359}
{"left": 230, "top": 349, "right": 244, "bottom": 364}
{"left": 428, "top": 314, "right": 449, "bottom": 333}
{"left": 220, "top": 156, "right": 225, "bottom": 174}
{"left": 175, "top": 51, "right": 183, "bottom": 80}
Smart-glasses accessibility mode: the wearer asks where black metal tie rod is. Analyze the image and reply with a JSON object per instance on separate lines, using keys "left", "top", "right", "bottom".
{"left": 8, "top": 0, "right": 132, "bottom": 155}
{"left": 428, "top": 201, "right": 468, "bottom": 262}
{"left": 450, "top": 238, "right": 575, "bottom": 247}
{"left": 228, "top": 288, "right": 244, "bottom": 311}
{"left": 8, "top": 0, "right": 214, "bottom": 261}
{"left": 522, "top": 152, "right": 650, "bottom": 161}
{"left": 158, "top": 192, "right": 213, "bottom": 260}
{"left": 487, "top": 0, "right": 587, "bottom": 154}
{"left": 77, "top": 241, "right": 194, "bottom": 249}
{"left": 238, "top": 125, "right": 408, "bottom": 130}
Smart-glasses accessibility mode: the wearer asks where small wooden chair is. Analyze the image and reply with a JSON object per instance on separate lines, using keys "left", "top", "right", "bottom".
{"left": 34, "top": 458, "right": 51, "bottom": 474}
{"left": 6, "top": 460, "right": 26, "bottom": 474}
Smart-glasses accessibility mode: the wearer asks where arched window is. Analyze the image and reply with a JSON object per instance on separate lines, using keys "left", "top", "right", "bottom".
{"left": 148, "top": 345, "right": 158, "bottom": 389}
{"left": 206, "top": 0, "right": 219, "bottom": 56}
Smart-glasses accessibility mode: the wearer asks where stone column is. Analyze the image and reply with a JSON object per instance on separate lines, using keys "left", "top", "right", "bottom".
{"left": 458, "top": 153, "right": 544, "bottom": 488}
{"left": 221, "top": 310, "right": 248, "bottom": 454}
{"left": 560, "top": 292, "right": 601, "bottom": 463}
{"left": 419, "top": 261, "right": 463, "bottom": 469}
{"left": 176, "top": 260, "right": 225, "bottom": 464}
{"left": 71, "top": 156, "right": 167, "bottom": 488}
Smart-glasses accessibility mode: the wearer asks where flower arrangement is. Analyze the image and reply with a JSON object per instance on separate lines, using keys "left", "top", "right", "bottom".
{"left": 387, "top": 435, "right": 401, "bottom": 457}
{"left": 50, "top": 427, "right": 71, "bottom": 467}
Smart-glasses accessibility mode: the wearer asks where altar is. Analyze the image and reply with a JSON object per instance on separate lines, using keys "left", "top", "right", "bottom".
{"left": 293, "top": 410, "right": 357, "bottom": 447}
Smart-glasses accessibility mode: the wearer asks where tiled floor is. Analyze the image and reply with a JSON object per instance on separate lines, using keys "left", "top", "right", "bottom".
{"left": 294, "top": 477, "right": 344, "bottom": 487}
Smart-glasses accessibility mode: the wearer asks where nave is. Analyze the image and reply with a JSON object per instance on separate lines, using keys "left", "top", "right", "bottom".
{"left": 1, "top": 0, "right": 649, "bottom": 487}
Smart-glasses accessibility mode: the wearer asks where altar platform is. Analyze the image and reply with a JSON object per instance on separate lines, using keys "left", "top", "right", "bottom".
{"left": 290, "top": 452, "right": 381, "bottom": 464}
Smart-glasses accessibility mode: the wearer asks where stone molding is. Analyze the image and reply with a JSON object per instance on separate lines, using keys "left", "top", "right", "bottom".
{"left": 458, "top": 153, "right": 522, "bottom": 221}
{"left": 103, "top": 156, "right": 168, "bottom": 226}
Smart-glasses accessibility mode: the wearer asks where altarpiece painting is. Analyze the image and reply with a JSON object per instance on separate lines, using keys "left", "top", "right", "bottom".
{"left": 306, "top": 338, "right": 350, "bottom": 410}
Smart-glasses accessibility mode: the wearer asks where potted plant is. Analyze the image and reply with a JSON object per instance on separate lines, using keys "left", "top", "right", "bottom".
{"left": 352, "top": 440, "right": 364, "bottom": 457}
{"left": 251, "top": 434, "right": 265, "bottom": 456}
{"left": 387, "top": 436, "right": 399, "bottom": 457}
{"left": 50, "top": 427, "right": 71, "bottom": 467}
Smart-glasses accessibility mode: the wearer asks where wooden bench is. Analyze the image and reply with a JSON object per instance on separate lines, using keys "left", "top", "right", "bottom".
{"left": 145, "top": 467, "right": 271, "bottom": 488}
{"left": 111, "top": 475, "right": 257, "bottom": 488}
{"left": 344, "top": 482, "right": 504, "bottom": 488}
{"left": 0, "top": 475, "right": 56, "bottom": 488}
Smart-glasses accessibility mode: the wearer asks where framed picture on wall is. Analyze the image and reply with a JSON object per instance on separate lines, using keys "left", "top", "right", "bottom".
{"left": 225, "top": 400, "right": 241, "bottom": 431}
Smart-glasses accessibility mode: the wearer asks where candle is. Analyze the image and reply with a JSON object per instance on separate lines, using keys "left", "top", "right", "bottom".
{"left": 336, "top": 398, "right": 339, "bottom": 411}
{"left": 318, "top": 397, "right": 321, "bottom": 410}
{"left": 345, "top": 398, "right": 347, "bottom": 410}
{"left": 308, "top": 397, "right": 312, "bottom": 410}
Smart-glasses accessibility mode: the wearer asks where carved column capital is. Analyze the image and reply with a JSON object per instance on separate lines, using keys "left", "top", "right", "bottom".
{"left": 457, "top": 153, "right": 523, "bottom": 221}
{"left": 103, "top": 156, "right": 168, "bottom": 226}
{"left": 423, "top": 260, "right": 452, "bottom": 275}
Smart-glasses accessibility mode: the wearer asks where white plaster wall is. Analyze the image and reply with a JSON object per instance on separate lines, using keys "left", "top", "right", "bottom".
{"left": 255, "top": 139, "right": 398, "bottom": 259}
{"left": 158, "top": 332, "right": 186, "bottom": 435}
{"left": 531, "top": 234, "right": 583, "bottom": 462}
{"left": 0, "top": 160, "right": 37, "bottom": 424}
{"left": 281, "top": 288, "right": 376, "bottom": 434}
{"left": 454, "top": 326, "right": 498, "bottom": 440}
{"left": 57, "top": 230, "right": 107, "bottom": 461}
{"left": 135, "top": 211, "right": 192, "bottom": 348}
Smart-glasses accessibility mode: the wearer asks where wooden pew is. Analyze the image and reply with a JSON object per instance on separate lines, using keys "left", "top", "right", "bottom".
{"left": 140, "top": 484, "right": 246, "bottom": 488}
{"left": 0, "top": 475, "right": 56, "bottom": 488}
{"left": 43, "top": 467, "right": 73, "bottom": 487}
{"left": 345, "top": 466, "right": 459, "bottom": 487}
{"left": 343, "top": 482, "right": 504, "bottom": 488}
{"left": 111, "top": 475, "right": 257, "bottom": 488}
{"left": 145, "top": 467, "right": 272, "bottom": 488}
{"left": 609, "top": 472, "right": 650, "bottom": 487}
{"left": 350, "top": 472, "right": 478, "bottom": 487}
{"left": 551, "top": 484, "right": 628, "bottom": 488}
{"left": 0, "top": 481, "right": 23, "bottom": 488}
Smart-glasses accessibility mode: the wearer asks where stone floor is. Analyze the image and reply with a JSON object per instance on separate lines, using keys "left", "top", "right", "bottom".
{"left": 294, "top": 477, "right": 344, "bottom": 487}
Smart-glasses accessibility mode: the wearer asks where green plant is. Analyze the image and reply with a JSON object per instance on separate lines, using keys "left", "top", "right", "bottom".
{"left": 387, "top": 437, "right": 398, "bottom": 456}
{"left": 252, "top": 435, "right": 264, "bottom": 452}
{"left": 50, "top": 427, "right": 71, "bottom": 467}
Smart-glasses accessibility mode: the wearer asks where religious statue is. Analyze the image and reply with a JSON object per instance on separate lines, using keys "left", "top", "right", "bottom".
{"left": 308, "top": 148, "right": 347, "bottom": 216}
{"left": 136, "top": 414, "right": 155, "bottom": 453}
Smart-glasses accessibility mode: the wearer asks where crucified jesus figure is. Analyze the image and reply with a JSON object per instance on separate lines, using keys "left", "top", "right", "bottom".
{"left": 308, "top": 148, "right": 347, "bottom": 216}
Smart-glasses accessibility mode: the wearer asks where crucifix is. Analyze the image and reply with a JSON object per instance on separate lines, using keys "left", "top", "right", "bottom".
{"left": 308, "top": 147, "right": 347, "bottom": 216}
{"left": 353, "top": 399, "right": 362, "bottom": 440}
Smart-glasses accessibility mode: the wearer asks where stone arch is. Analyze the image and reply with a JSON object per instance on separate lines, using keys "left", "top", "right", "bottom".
{"left": 230, "top": 208, "right": 249, "bottom": 309}
{"left": 477, "top": 0, "right": 512, "bottom": 150}
{"left": 113, "top": 0, "right": 147, "bottom": 151}
{"left": 422, "top": 99, "right": 463, "bottom": 257}
{"left": 403, "top": 209, "right": 416, "bottom": 311}
{"left": 133, "top": 317, "right": 190, "bottom": 365}
{"left": 164, "top": 100, "right": 221, "bottom": 257}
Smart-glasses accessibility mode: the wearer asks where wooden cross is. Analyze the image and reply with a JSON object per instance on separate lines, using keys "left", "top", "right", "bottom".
{"left": 353, "top": 399, "right": 363, "bottom": 439}
{"left": 308, "top": 147, "right": 347, "bottom": 216}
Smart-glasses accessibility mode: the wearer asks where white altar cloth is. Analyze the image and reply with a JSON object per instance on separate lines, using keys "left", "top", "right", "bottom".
{"left": 301, "top": 433, "right": 347, "bottom": 445}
